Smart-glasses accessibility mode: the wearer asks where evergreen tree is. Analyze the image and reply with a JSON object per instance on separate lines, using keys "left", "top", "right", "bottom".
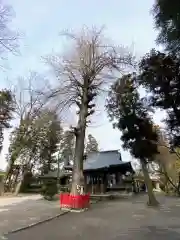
{"left": 59, "top": 130, "right": 75, "bottom": 165}
{"left": 138, "top": 49, "right": 180, "bottom": 147}
{"left": 106, "top": 74, "right": 159, "bottom": 206}
{"left": 0, "top": 90, "right": 15, "bottom": 153}
{"left": 38, "top": 110, "right": 63, "bottom": 174}
{"left": 153, "top": 0, "right": 180, "bottom": 53}
{"left": 86, "top": 134, "right": 99, "bottom": 154}
{"left": 6, "top": 109, "right": 63, "bottom": 189}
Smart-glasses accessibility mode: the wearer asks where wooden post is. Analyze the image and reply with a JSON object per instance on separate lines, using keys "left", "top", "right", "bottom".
{"left": 92, "top": 176, "right": 94, "bottom": 194}
{"left": 100, "top": 173, "right": 106, "bottom": 193}
{"left": 100, "top": 175, "right": 103, "bottom": 194}
{"left": 84, "top": 174, "right": 87, "bottom": 193}
{"left": 97, "top": 175, "right": 100, "bottom": 193}
{"left": 115, "top": 172, "right": 118, "bottom": 184}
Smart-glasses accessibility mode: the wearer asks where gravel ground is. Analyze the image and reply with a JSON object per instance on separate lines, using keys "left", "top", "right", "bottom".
{"left": 0, "top": 195, "right": 63, "bottom": 236}
{"left": 5, "top": 194, "right": 180, "bottom": 240}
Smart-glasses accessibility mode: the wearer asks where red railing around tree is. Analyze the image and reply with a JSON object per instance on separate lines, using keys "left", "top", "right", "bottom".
{"left": 60, "top": 193, "right": 90, "bottom": 210}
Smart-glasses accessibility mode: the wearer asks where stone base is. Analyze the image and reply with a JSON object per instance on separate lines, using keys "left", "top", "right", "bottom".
{"left": 60, "top": 207, "right": 88, "bottom": 213}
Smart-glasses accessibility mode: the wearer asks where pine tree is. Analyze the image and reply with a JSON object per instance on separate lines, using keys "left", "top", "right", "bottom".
{"left": 106, "top": 74, "right": 159, "bottom": 206}
{"left": 138, "top": 49, "right": 180, "bottom": 147}
{"left": 60, "top": 130, "right": 75, "bottom": 165}
{"left": 0, "top": 90, "right": 15, "bottom": 153}
{"left": 86, "top": 134, "right": 99, "bottom": 154}
{"left": 153, "top": 0, "right": 180, "bottom": 53}
{"left": 38, "top": 110, "right": 63, "bottom": 174}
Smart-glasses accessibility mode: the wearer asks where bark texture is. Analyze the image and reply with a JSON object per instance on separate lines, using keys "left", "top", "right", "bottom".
{"left": 71, "top": 99, "right": 88, "bottom": 195}
{"left": 141, "top": 160, "right": 159, "bottom": 206}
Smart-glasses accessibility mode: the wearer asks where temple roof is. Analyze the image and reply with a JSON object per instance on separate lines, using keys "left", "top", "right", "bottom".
{"left": 65, "top": 150, "right": 134, "bottom": 172}
{"left": 84, "top": 150, "right": 122, "bottom": 170}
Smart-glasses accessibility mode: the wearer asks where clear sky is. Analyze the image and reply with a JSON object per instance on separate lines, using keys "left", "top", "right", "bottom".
{"left": 0, "top": 0, "right": 166, "bottom": 170}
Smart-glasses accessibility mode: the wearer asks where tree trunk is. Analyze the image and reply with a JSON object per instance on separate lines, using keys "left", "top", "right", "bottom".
{"left": 141, "top": 160, "right": 159, "bottom": 206}
{"left": 71, "top": 100, "right": 88, "bottom": 195}
{"left": 14, "top": 180, "right": 22, "bottom": 195}
{"left": 178, "top": 173, "right": 180, "bottom": 194}
{"left": 71, "top": 126, "right": 86, "bottom": 195}
{"left": 0, "top": 175, "right": 4, "bottom": 196}
{"left": 0, "top": 160, "right": 14, "bottom": 194}
{"left": 159, "top": 161, "right": 171, "bottom": 193}
{"left": 57, "top": 154, "right": 61, "bottom": 192}
{"left": 14, "top": 169, "right": 28, "bottom": 195}
{"left": 14, "top": 165, "right": 29, "bottom": 195}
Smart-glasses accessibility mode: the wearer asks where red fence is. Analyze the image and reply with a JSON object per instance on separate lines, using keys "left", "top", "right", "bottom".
{"left": 60, "top": 193, "right": 90, "bottom": 209}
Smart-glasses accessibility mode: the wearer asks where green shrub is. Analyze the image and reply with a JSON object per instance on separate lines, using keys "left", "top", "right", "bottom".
{"left": 41, "top": 178, "right": 57, "bottom": 200}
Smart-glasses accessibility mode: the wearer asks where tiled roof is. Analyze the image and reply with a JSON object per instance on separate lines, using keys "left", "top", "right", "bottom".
{"left": 45, "top": 150, "right": 134, "bottom": 177}
{"left": 83, "top": 150, "right": 132, "bottom": 171}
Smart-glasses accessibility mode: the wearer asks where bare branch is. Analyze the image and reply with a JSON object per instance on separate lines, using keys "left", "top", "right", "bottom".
{"left": 10, "top": 72, "right": 51, "bottom": 124}
{"left": 0, "top": 0, "right": 20, "bottom": 58}
{"left": 43, "top": 26, "right": 134, "bottom": 115}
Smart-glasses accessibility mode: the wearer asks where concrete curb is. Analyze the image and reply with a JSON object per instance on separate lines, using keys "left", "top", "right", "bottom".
{"left": 3, "top": 210, "right": 69, "bottom": 236}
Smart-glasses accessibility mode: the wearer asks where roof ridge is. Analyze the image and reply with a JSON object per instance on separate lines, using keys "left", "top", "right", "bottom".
{"left": 89, "top": 150, "right": 120, "bottom": 154}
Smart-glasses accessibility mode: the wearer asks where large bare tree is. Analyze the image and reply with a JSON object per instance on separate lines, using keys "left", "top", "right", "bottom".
{"left": 4, "top": 72, "right": 51, "bottom": 194}
{"left": 0, "top": 0, "right": 19, "bottom": 60}
{"left": 12, "top": 72, "right": 50, "bottom": 120}
{"left": 45, "top": 27, "right": 133, "bottom": 195}
{"left": 0, "top": 0, "right": 20, "bottom": 194}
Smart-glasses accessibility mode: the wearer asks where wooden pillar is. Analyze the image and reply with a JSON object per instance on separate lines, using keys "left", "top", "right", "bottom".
{"left": 95, "top": 176, "right": 97, "bottom": 193}
{"left": 91, "top": 175, "right": 94, "bottom": 194}
{"left": 115, "top": 172, "right": 118, "bottom": 184}
{"left": 84, "top": 174, "right": 87, "bottom": 193}
{"left": 100, "top": 172, "right": 106, "bottom": 193}
{"left": 100, "top": 177, "right": 104, "bottom": 193}
{"left": 97, "top": 174, "right": 100, "bottom": 193}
